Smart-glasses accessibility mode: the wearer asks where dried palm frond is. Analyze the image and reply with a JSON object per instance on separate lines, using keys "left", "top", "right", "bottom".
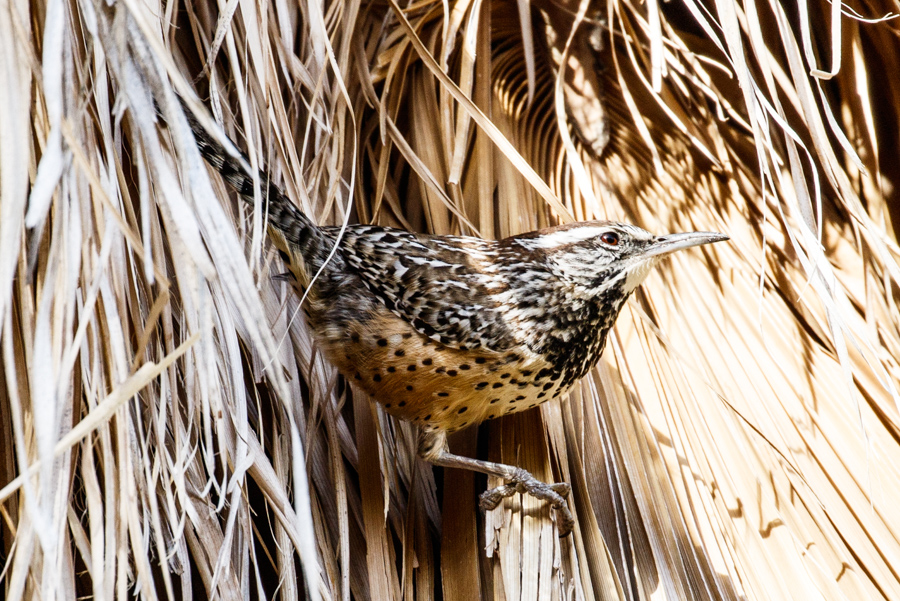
{"left": 2, "top": 0, "right": 899, "bottom": 599}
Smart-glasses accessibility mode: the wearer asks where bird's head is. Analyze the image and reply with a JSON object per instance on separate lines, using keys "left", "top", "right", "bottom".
{"left": 515, "top": 221, "right": 729, "bottom": 298}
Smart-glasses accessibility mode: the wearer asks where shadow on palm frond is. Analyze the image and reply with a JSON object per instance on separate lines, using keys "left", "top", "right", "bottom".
{"left": 2, "top": 0, "right": 899, "bottom": 600}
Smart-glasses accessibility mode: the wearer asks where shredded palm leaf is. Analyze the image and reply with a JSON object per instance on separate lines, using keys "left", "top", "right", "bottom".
{"left": 2, "top": 0, "right": 899, "bottom": 599}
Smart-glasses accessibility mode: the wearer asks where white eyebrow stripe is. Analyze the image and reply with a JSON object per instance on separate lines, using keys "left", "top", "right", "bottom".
{"left": 523, "top": 226, "right": 610, "bottom": 249}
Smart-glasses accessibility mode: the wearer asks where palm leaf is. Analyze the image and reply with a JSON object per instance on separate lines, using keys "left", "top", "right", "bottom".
{"left": 2, "top": 0, "right": 899, "bottom": 599}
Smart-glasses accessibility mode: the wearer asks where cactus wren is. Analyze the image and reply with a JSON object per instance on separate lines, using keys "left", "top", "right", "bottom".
{"left": 175, "top": 105, "right": 728, "bottom": 536}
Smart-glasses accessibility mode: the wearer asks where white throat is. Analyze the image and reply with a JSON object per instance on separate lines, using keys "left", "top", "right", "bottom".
{"left": 622, "top": 258, "right": 658, "bottom": 294}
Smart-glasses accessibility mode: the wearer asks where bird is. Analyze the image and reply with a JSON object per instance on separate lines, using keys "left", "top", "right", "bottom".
{"left": 170, "top": 101, "right": 728, "bottom": 536}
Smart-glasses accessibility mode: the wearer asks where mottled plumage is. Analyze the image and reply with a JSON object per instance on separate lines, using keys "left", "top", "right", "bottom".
{"left": 175, "top": 104, "right": 728, "bottom": 536}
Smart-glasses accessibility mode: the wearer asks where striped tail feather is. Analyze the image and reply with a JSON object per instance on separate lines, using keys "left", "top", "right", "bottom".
{"left": 170, "top": 100, "right": 337, "bottom": 286}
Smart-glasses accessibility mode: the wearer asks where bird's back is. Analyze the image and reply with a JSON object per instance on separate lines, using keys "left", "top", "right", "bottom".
{"left": 280, "top": 225, "right": 569, "bottom": 432}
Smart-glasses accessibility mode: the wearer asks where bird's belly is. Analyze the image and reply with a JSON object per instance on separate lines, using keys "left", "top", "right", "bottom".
{"left": 314, "top": 307, "right": 568, "bottom": 432}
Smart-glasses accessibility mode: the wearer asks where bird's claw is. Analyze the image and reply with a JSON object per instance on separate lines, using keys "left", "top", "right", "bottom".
{"left": 479, "top": 468, "right": 575, "bottom": 536}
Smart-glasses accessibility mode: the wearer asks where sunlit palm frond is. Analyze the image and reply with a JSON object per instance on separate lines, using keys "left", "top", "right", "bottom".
{"left": 2, "top": 0, "right": 899, "bottom": 599}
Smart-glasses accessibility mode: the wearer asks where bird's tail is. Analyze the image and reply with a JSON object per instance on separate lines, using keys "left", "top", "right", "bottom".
{"left": 170, "top": 101, "right": 336, "bottom": 286}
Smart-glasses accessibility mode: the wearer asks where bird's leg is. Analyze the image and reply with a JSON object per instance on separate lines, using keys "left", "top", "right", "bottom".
{"left": 418, "top": 430, "right": 575, "bottom": 536}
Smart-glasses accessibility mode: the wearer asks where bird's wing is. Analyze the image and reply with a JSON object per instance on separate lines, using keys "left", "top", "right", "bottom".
{"left": 324, "top": 225, "right": 519, "bottom": 352}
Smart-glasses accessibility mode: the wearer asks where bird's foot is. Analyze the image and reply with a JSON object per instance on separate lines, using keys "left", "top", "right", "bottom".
{"left": 479, "top": 468, "right": 575, "bottom": 536}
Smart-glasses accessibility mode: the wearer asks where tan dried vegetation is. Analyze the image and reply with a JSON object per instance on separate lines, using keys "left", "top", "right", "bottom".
{"left": 1, "top": 0, "right": 899, "bottom": 599}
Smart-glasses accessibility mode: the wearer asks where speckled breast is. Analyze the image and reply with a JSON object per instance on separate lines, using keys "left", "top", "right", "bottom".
{"left": 317, "top": 306, "right": 570, "bottom": 433}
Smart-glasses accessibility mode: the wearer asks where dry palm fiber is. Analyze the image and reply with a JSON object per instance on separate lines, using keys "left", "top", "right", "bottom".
{"left": 1, "top": 0, "right": 900, "bottom": 599}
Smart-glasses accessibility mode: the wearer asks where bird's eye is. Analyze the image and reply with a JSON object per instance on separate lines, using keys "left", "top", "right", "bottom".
{"left": 600, "top": 232, "right": 620, "bottom": 246}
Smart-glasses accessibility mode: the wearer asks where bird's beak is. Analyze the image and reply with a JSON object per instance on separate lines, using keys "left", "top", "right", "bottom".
{"left": 644, "top": 231, "right": 730, "bottom": 258}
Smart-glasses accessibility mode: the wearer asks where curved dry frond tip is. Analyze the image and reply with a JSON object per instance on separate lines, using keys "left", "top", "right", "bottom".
{"left": 3, "top": 0, "right": 900, "bottom": 599}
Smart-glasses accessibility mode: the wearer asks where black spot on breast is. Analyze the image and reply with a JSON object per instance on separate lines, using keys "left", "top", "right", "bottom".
{"left": 520, "top": 370, "right": 532, "bottom": 376}
{"left": 395, "top": 349, "right": 405, "bottom": 357}
{"left": 406, "top": 385, "right": 414, "bottom": 391}
{"left": 446, "top": 370, "right": 458, "bottom": 377}
{"left": 490, "top": 398, "right": 500, "bottom": 404}
{"left": 387, "top": 366, "right": 396, "bottom": 373}
{"left": 475, "top": 357, "right": 487, "bottom": 364}
{"left": 437, "top": 392, "right": 449, "bottom": 397}
{"left": 422, "top": 358, "right": 433, "bottom": 366}
{"left": 407, "top": 365, "right": 417, "bottom": 371}
{"left": 350, "top": 333, "right": 360, "bottom": 343}
{"left": 424, "top": 414, "right": 431, "bottom": 420}
{"left": 386, "top": 403, "right": 392, "bottom": 408}
{"left": 476, "top": 382, "right": 489, "bottom": 390}
{"left": 399, "top": 401, "right": 406, "bottom": 407}
{"left": 500, "top": 373, "right": 510, "bottom": 379}
{"left": 492, "top": 383, "right": 503, "bottom": 389}
{"left": 537, "top": 392, "right": 546, "bottom": 399}
{"left": 402, "top": 333, "right": 413, "bottom": 339}
{"left": 277, "top": 250, "right": 291, "bottom": 262}
{"left": 488, "top": 414, "right": 496, "bottom": 419}
{"left": 354, "top": 373, "right": 361, "bottom": 380}
{"left": 537, "top": 368, "right": 552, "bottom": 380}
{"left": 542, "top": 382, "right": 553, "bottom": 391}
{"left": 528, "top": 404, "right": 537, "bottom": 409}
{"left": 436, "top": 367, "right": 446, "bottom": 374}
{"left": 377, "top": 338, "right": 388, "bottom": 347}
{"left": 373, "top": 374, "right": 382, "bottom": 382}
{"left": 459, "top": 364, "right": 470, "bottom": 370}
{"left": 516, "top": 395, "right": 525, "bottom": 400}
{"left": 458, "top": 407, "right": 467, "bottom": 414}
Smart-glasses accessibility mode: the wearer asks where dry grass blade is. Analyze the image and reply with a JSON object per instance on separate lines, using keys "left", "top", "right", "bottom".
{"left": 2, "top": 0, "right": 900, "bottom": 599}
